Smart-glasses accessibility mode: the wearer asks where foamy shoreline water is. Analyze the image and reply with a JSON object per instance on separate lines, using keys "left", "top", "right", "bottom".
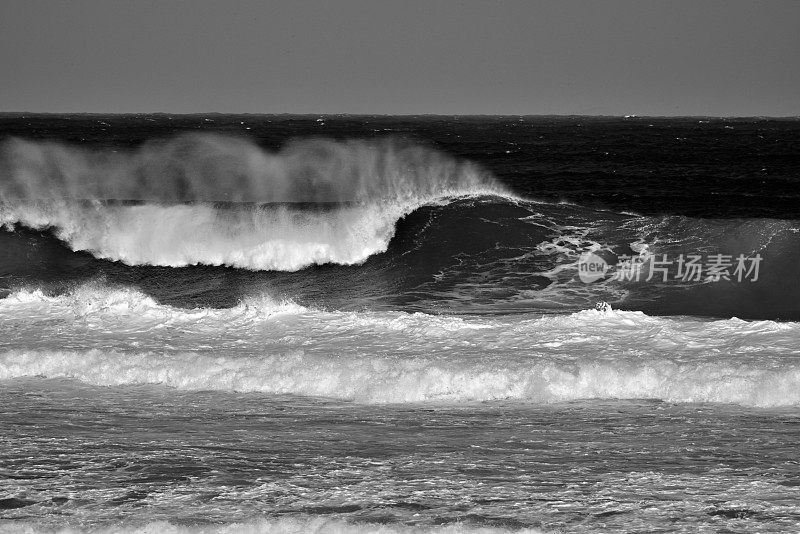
{"left": 1, "top": 285, "right": 799, "bottom": 407}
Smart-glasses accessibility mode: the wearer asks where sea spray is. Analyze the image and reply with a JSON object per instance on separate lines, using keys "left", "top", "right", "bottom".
{"left": 0, "top": 135, "right": 507, "bottom": 269}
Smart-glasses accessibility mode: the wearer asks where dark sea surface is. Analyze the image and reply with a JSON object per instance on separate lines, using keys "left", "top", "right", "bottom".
{"left": 1, "top": 114, "right": 799, "bottom": 533}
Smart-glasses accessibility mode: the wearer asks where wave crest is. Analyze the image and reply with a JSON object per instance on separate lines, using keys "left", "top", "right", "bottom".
{"left": 2, "top": 285, "right": 800, "bottom": 407}
{"left": 0, "top": 135, "right": 506, "bottom": 270}
{"left": 3, "top": 345, "right": 799, "bottom": 407}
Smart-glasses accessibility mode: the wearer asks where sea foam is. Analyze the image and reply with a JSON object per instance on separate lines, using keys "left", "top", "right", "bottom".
{"left": 0, "top": 517, "right": 545, "bottom": 534}
{"left": 2, "top": 286, "right": 799, "bottom": 407}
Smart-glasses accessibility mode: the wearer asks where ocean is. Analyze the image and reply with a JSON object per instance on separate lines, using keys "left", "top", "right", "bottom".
{"left": 0, "top": 114, "right": 799, "bottom": 533}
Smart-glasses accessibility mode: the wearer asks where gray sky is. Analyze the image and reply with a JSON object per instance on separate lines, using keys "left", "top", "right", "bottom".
{"left": 1, "top": 0, "right": 798, "bottom": 115}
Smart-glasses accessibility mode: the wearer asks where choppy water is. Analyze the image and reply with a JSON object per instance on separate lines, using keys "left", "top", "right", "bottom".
{"left": 1, "top": 114, "right": 799, "bottom": 533}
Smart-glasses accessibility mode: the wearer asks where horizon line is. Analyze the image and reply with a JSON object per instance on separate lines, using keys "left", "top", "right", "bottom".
{"left": 1, "top": 111, "right": 799, "bottom": 120}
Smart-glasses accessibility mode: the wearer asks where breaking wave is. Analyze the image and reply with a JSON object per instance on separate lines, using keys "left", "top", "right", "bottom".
{"left": 0, "top": 135, "right": 506, "bottom": 270}
{"left": 4, "top": 345, "right": 799, "bottom": 407}
{"left": 2, "top": 285, "right": 799, "bottom": 407}
{"left": 2, "top": 134, "right": 800, "bottom": 319}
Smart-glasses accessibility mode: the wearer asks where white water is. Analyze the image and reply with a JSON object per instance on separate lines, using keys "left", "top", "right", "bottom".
{"left": 0, "top": 201, "right": 413, "bottom": 270}
{"left": 0, "top": 135, "right": 507, "bottom": 270}
{"left": 2, "top": 285, "right": 799, "bottom": 407}
{"left": 0, "top": 517, "right": 544, "bottom": 534}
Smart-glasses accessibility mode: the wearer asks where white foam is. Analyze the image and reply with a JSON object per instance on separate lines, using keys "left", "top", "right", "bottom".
{"left": 2, "top": 286, "right": 799, "bottom": 407}
{"left": 0, "top": 201, "right": 414, "bottom": 270}
{"left": 1, "top": 285, "right": 306, "bottom": 322}
{"left": 3, "top": 344, "right": 798, "bottom": 406}
{"left": 0, "top": 517, "right": 545, "bottom": 534}
{"left": 0, "top": 135, "right": 509, "bottom": 270}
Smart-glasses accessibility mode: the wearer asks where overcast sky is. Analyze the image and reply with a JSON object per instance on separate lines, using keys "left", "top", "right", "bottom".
{"left": 1, "top": 0, "right": 798, "bottom": 115}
